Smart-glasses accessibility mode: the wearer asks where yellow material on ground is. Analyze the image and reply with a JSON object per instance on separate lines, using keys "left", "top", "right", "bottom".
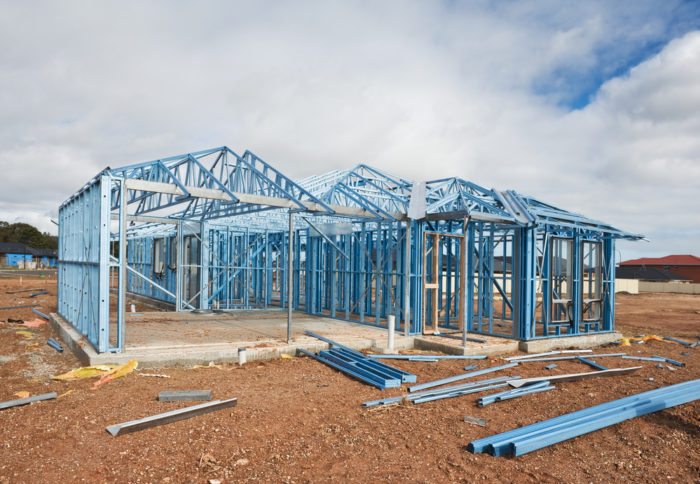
{"left": 14, "top": 391, "right": 30, "bottom": 399}
{"left": 92, "top": 359, "right": 138, "bottom": 389}
{"left": 52, "top": 364, "right": 119, "bottom": 380}
{"left": 15, "top": 331, "right": 34, "bottom": 339}
{"left": 619, "top": 334, "right": 666, "bottom": 346}
{"left": 51, "top": 360, "right": 138, "bottom": 389}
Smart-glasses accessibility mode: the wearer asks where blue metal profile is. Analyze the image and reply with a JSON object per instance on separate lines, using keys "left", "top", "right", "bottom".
{"left": 477, "top": 381, "right": 554, "bottom": 407}
{"left": 362, "top": 375, "right": 520, "bottom": 407}
{"left": 408, "top": 362, "right": 519, "bottom": 392}
{"left": 468, "top": 379, "right": 700, "bottom": 456}
{"left": 367, "top": 354, "right": 487, "bottom": 360}
{"left": 576, "top": 356, "right": 607, "bottom": 371}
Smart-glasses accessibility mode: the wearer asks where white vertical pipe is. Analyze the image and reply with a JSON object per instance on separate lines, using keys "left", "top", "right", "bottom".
{"left": 388, "top": 314, "right": 396, "bottom": 350}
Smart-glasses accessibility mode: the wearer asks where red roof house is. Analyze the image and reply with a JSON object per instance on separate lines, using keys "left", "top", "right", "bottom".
{"left": 620, "top": 255, "right": 700, "bottom": 283}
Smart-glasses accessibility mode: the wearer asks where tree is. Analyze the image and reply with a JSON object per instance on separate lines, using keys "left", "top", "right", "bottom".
{"left": 0, "top": 221, "right": 58, "bottom": 249}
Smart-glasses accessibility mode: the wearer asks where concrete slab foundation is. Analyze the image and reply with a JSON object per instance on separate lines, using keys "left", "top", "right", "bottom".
{"left": 518, "top": 332, "right": 623, "bottom": 353}
{"left": 49, "top": 310, "right": 623, "bottom": 368}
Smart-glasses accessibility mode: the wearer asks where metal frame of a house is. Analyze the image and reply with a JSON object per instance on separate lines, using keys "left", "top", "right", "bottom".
{"left": 57, "top": 146, "right": 642, "bottom": 353}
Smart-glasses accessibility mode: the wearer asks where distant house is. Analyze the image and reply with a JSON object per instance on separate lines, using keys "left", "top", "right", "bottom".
{"left": 615, "top": 265, "right": 691, "bottom": 282}
{"left": 619, "top": 255, "right": 700, "bottom": 283}
{"left": 0, "top": 242, "right": 57, "bottom": 268}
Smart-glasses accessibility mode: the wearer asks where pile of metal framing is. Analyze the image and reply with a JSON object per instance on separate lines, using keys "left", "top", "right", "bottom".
{"left": 57, "top": 146, "right": 643, "bottom": 353}
{"left": 300, "top": 332, "right": 415, "bottom": 390}
{"left": 468, "top": 378, "right": 700, "bottom": 456}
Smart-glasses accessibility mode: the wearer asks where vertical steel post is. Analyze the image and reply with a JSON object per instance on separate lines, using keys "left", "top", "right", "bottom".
{"left": 176, "top": 220, "right": 183, "bottom": 311}
{"left": 403, "top": 220, "right": 411, "bottom": 336}
{"left": 287, "top": 211, "right": 293, "bottom": 343}
{"left": 117, "top": 180, "right": 127, "bottom": 351}
{"left": 98, "top": 176, "right": 111, "bottom": 352}
{"left": 200, "top": 221, "right": 209, "bottom": 310}
{"left": 461, "top": 217, "right": 470, "bottom": 347}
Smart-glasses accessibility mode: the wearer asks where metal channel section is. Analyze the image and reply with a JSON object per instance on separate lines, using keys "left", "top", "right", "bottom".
{"left": 57, "top": 147, "right": 643, "bottom": 353}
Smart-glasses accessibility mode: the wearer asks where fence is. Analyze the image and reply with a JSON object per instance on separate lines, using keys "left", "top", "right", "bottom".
{"left": 616, "top": 278, "right": 700, "bottom": 295}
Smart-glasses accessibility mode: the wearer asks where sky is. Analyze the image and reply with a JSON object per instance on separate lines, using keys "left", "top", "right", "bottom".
{"left": 1, "top": 0, "right": 699, "bottom": 261}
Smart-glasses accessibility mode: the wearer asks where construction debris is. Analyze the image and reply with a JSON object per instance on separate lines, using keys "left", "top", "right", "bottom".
{"left": 363, "top": 376, "right": 520, "bottom": 407}
{"left": 52, "top": 364, "right": 120, "bottom": 380}
{"left": 92, "top": 360, "right": 138, "bottom": 389}
{"left": 0, "top": 392, "right": 57, "bottom": 411}
{"left": 138, "top": 373, "right": 171, "bottom": 378}
{"left": 0, "top": 304, "right": 38, "bottom": 311}
{"left": 507, "top": 367, "right": 642, "bottom": 388}
{"left": 193, "top": 361, "right": 223, "bottom": 369}
{"left": 544, "top": 364, "right": 557, "bottom": 370}
{"left": 158, "top": 390, "right": 212, "bottom": 402}
{"left": 464, "top": 416, "right": 487, "bottom": 427}
{"left": 477, "top": 381, "right": 555, "bottom": 407}
{"left": 52, "top": 360, "right": 138, "bottom": 389}
{"left": 509, "top": 353, "right": 626, "bottom": 363}
{"left": 32, "top": 309, "right": 49, "bottom": 320}
{"left": 653, "top": 355, "right": 684, "bottom": 367}
{"left": 408, "top": 363, "right": 519, "bottom": 393}
{"left": 618, "top": 335, "right": 664, "bottom": 346}
{"left": 468, "top": 379, "right": 700, "bottom": 457}
{"left": 299, "top": 347, "right": 414, "bottom": 390}
{"left": 367, "top": 354, "right": 487, "bottom": 361}
{"left": 28, "top": 290, "right": 49, "bottom": 298}
{"left": 5, "top": 288, "right": 43, "bottom": 294}
{"left": 22, "top": 319, "right": 47, "bottom": 328}
{"left": 621, "top": 355, "right": 666, "bottom": 363}
{"left": 302, "top": 331, "right": 416, "bottom": 389}
{"left": 106, "top": 397, "right": 238, "bottom": 436}
{"left": 15, "top": 330, "right": 34, "bottom": 339}
{"left": 47, "top": 337, "right": 63, "bottom": 352}
{"left": 663, "top": 336, "right": 692, "bottom": 347}
{"left": 576, "top": 356, "right": 607, "bottom": 371}
{"left": 505, "top": 350, "right": 592, "bottom": 361}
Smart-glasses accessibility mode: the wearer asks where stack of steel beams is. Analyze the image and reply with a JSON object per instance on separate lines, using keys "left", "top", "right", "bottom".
{"left": 468, "top": 379, "right": 700, "bottom": 456}
{"left": 362, "top": 375, "right": 520, "bottom": 407}
{"left": 300, "top": 332, "right": 415, "bottom": 390}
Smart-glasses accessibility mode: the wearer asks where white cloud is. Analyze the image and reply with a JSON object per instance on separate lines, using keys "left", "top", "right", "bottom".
{"left": 0, "top": 1, "right": 698, "bottom": 259}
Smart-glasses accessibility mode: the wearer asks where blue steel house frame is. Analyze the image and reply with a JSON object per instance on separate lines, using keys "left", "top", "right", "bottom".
{"left": 57, "top": 147, "right": 642, "bottom": 353}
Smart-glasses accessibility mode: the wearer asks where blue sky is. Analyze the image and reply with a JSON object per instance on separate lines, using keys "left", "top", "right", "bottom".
{"left": 0, "top": 1, "right": 699, "bottom": 261}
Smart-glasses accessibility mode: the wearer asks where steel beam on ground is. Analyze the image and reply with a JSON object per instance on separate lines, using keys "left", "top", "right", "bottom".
{"left": 468, "top": 379, "right": 700, "bottom": 456}
{"left": 106, "top": 397, "right": 237, "bottom": 436}
{"left": 507, "top": 366, "right": 642, "bottom": 388}
{"left": 0, "top": 392, "right": 57, "bottom": 410}
{"left": 408, "top": 362, "right": 519, "bottom": 393}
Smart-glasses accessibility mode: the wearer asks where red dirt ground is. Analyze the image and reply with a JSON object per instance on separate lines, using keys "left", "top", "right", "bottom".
{"left": 1, "top": 276, "right": 698, "bottom": 483}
